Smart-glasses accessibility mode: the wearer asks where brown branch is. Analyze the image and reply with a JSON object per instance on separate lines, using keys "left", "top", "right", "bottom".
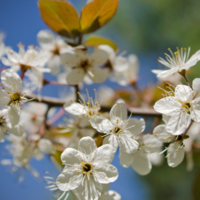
{"left": 26, "top": 94, "right": 162, "bottom": 117}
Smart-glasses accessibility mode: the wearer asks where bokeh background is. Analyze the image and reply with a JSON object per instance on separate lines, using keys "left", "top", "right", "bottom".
{"left": 1, "top": 0, "right": 200, "bottom": 199}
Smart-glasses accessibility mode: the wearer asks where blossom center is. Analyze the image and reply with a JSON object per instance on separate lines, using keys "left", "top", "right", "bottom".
{"left": 19, "top": 63, "right": 31, "bottom": 72}
{"left": 81, "top": 162, "right": 93, "bottom": 173}
{"left": 51, "top": 45, "right": 60, "bottom": 55}
{"left": 10, "top": 93, "right": 21, "bottom": 102}
{"left": 80, "top": 60, "right": 90, "bottom": 72}
{"left": 112, "top": 125, "right": 122, "bottom": 136}
{"left": 181, "top": 102, "right": 191, "bottom": 113}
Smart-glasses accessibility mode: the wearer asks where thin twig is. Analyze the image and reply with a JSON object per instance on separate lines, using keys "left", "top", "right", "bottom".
{"left": 26, "top": 94, "right": 162, "bottom": 117}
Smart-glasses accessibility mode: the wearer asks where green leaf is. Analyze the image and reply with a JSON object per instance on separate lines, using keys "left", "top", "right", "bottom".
{"left": 85, "top": 35, "right": 118, "bottom": 51}
{"left": 80, "top": 0, "right": 119, "bottom": 34}
{"left": 38, "top": 0, "right": 80, "bottom": 38}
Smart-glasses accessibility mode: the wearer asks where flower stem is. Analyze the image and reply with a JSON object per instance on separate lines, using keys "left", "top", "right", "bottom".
{"left": 179, "top": 70, "right": 192, "bottom": 89}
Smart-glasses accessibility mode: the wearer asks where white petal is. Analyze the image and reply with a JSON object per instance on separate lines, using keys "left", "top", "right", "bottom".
{"left": 56, "top": 169, "right": 82, "bottom": 191}
{"left": 1, "top": 57, "right": 12, "bottom": 66}
{"left": 61, "top": 148, "right": 81, "bottom": 166}
{"left": 103, "top": 135, "right": 118, "bottom": 152}
{"left": 90, "top": 116, "right": 113, "bottom": 133}
{"left": 127, "top": 118, "right": 145, "bottom": 136}
{"left": 1, "top": 69, "right": 22, "bottom": 93}
{"left": 154, "top": 97, "right": 181, "bottom": 115}
{"left": 0, "top": 90, "right": 10, "bottom": 107}
{"left": 119, "top": 149, "right": 134, "bottom": 168}
{"left": 78, "top": 137, "right": 97, "bottom": 155}
{"left": 175, "top": 85, "right": 193, "bottom": 102}
{"left": 31, "top": 67, "right": 43, "bottom": 88}
{"left": 110, "top": 103, "right": 127, "bottom": 123}
{"left": 100, "top": 190, "right": 121, "bottom": 200}
{"left": 166, "top": 112, "right": 191, "bottom": 135}
{"left": 37, "top": 30, "right": 55, "bottom": 50}
{"left": 64, "top": 102, "right": 86, "bottom": 116}
{"left": 162, "top": 115, "right": 171, "bottom": 124}
{"left": 131, "top": 151, "right": 152, "bottom": 175}
{"left": 152, "top": 67, "right": 179, "bottom": 79}
{"left": 167, "top": 142, "right": 185, "bottom": 167}
{"left": 38, "top": 139, "right": 54, "bottom": 154}
{"left": 141, "top": 134, "right": 163, "bottom": 153}
{"left": 191, "top": 102, "right": 200, "bottom": 122}
{"left": 67, "top": 68, "right": 85, "bottom": 85}
{"left": 153, "top": 124, "right": 174, "bottom": 143}
{"left": 89, "top": 49, "right": 108, "bottom": 66}
{"left": 6, "top": 105, "right": 21, "bottom": 128}
{"left": 101, "top": 184, "right": 110, "bottom": 194}
{"left": 60, "top": 51, "right": 79, "bottom": 67}
{"left": 94, "top": 163, "right": 118, "bottom": 184}
{"left": 47, "top": 56, "right": 61, "bottom": 74}
{"left": 8, "top": 124, "right": 24, "bottom": 137}
{"left": 87, "top": 67, "right": 107, "bottom": 83}
{"left": 82, "top": 176, "right": 102, "bottom": 200}
{"left": 119, "top": 133, "right": 138, "bottom": 154}
{"left": 193, "top": 78, "right": 200, "bottom": 98}
{"left": 6, "top": 49, "right": 20, "bottom": 64}
{"left": 94, "top": 144, "right": 115, "bottom": 164}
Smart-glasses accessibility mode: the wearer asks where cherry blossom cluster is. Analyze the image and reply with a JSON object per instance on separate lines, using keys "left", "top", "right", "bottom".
{"left": 1, "top": 0, "right": 200, "bottom": 199}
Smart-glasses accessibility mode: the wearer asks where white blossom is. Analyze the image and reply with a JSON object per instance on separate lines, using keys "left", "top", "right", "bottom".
{"left": 90, "top": 102, "right": 145, "bottom": 154}
{"left": 61, "top": 49, "right": 108, "bottom": 85}
{"left": 64, "top": 90, "right": 101, "bottom": 118}
{"left": 153, "top": 116, "right": 190, "bottom": 168}
{"left": 0, "top": 106, "right": 24, "bottom": 141}
{"left": 154, "top": 79, "right": 200, "bottom": 135}
{"left": 152, "top": 47, "right": 200, "bottom": 78}
{"left": 119, "top": 134, "right": 162, "bottom": 175}
{"left": 1, "top": 135, "right": 44, "bottom": 181}
{"left": 58, "top": 116, "right": 95, "bottom": 148}
{"left": 0, "top": 69, "right": 28, "bottom": 108}
{"left": 20, "top": 102, "right": 47, "bottom": 134}
{"left": 1, "top": 44, "right": 50, "bottom": 88}
{"left": 99, "top": 45, "right": 139, "bottom": 86}
{"left": 56, "top": 137, "right": 118, "bottom": 200}
{"left": 37, "top": 30, "right": 72, "bottom": 74}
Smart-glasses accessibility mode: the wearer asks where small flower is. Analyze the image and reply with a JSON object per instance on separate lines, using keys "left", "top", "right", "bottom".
{"left": 60, "top": 49, "right": 108, "bottom": 85}
{"left": 20, "top": 102, "right": 47, "bottom": 134}
{"left": 64, "top": 90, "right": 101, "bottom": 118}
{"left": 152, "top": 47, "right": 200, "bottom": 78}
{"left": 1, "top": 135, "right": 44, "bottom": 181}
{"left": 56, "top": 137, "right": 118, "bottom": 200}
{"left": 119, "top": 134, "right": 162, "bottom": 175}
{"left": 99, "top": 45, "right": 139, "bottom": 86}
{"left": 0, "top": 69, "right": 28, "bottom": 108}
{"left": 0, "top": 106, "right": 24, "bottom": 141}
{"left": 58, "top": 116, "right": 96, "bottom": 148}
{"left": 37, "top": 30, "right": 72, "bottom": 74}
{"left": 153, "top": 116, "right": 189, "bottom": 168}
{"left": 90, "top": 102, "right": 145, "bottom": 154}
{"left": 154, "top": 79, "right": 200, "bottom": 135}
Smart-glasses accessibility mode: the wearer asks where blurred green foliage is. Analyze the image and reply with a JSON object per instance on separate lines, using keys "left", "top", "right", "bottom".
{"left": 99, "top": 0, "right": 200, "bottom": 53}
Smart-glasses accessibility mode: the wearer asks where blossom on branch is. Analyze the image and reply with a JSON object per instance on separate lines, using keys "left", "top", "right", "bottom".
{"left": 56, "top": 137, "right": 118, "bottom": 200}
{"left": 61, "top": 49, "right": 108, "bottom": 85}
{"left": 0, "top": 69, "right": 28, "bottom": 108}
{"left": 152, "top": 47, "right": 200, "bottom": 78}
{"left": 154, "top": 79, "right": 200, "bottom": 135}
